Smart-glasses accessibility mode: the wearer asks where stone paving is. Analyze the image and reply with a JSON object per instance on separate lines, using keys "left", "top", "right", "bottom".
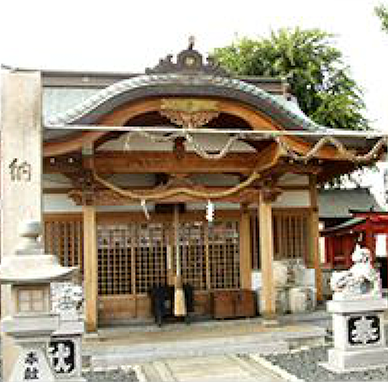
{"left": 138, "top": 354, "right": 290, "bottom": 382}
{"left": 84, "top": 315, "right": 326, "bottom": 368}
{"left": 82, "top": 313, "right": 330, "bottom": 381}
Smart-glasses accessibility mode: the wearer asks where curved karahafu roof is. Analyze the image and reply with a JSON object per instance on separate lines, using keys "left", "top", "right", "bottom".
{"left": 45, "top": 73, "right": 325, "bottom": 133}
{"left": 42, "top": 45, "right": 385, "bottom": 186}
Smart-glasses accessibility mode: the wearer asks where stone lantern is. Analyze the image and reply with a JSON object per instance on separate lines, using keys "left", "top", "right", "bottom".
{"left": 0, "top": 220, "right": 78, "bottom": 382}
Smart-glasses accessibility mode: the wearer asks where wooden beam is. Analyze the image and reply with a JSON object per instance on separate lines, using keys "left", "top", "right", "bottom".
{"left": 83, "top": 205, "right": 98, "bottom": 332}
{"left": 258, "top": 192, "right": 276, "bottom": 317}
{"left": 272, "top": 162, "right": 322, "bottom": 175}
{"left": 240, "top": 204, "right": 252, "bottom": 289}
{"left": 309, "top": 175, "right": 323, "bottom": 303}
{"left": 44, "top": 140, "right": 287, "bottom": 176}
{"left": 68, "top": 187, "right": 259, "bottom": 205}
{"left": 44, "top": 132, "right": 105, "bottom": 157}
{"left": 43, "top": 187, "right": 73, "bottom": 194}
{"left": 45, "top": 151, "right": 266, "bottom": 175}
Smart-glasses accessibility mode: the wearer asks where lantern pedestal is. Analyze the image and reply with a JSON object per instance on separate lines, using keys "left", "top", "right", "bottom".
{"left": 322, "top": 298, "right": 388, "bottom": 372}
{"left": 2, "top": 314, "right": 59, "bottom": 382}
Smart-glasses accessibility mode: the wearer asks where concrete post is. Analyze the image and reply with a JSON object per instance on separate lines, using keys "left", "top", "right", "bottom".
{"left": 1, "top": 70, "right": 42, "bottom": 380}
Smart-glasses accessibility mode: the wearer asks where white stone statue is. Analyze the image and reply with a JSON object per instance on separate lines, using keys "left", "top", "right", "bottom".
{"left": 330, "top": 246, "right": 382, "bottom": 300}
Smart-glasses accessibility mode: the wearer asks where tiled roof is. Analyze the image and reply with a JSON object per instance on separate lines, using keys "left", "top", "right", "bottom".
{"left": 44, "top": 74, "right": 327, "bottom": 132}
{"left": 321, "top": 217, "right": 367, "bottom": 235}
{"left": 43, "top": 88, "right": 97, "bottom": 122}
{"left": 318, "top": 187, "right": 384, "bottom": 219}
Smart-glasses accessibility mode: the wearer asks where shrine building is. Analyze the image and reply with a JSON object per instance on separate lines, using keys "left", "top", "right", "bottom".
{"left": 1, "top": 44, "right": 385, "bottom": 332}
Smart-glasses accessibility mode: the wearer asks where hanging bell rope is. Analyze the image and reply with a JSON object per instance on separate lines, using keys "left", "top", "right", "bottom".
{"left": 173, "top": 204, "right": 186, "bottom": 317}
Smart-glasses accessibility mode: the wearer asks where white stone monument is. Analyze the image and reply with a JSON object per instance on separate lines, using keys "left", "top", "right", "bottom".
{"left": 322, "top": 245, "right": 388, "bottom": 372}
{"left": 0, "top": 220, "right": 78, "bottom": 382}
{"left": 49, "top": 282, "right": 86, "bottom": 382}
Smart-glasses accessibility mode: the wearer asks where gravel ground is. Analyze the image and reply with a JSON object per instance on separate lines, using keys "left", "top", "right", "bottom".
{"left": 0, "top": 365, "right": 139, "bottom": 382}
{"left": 83, "top": 368, "right": 138, "bottom": 382}
{"left": 264, "top": 346, "right": 388, "bottom": 382}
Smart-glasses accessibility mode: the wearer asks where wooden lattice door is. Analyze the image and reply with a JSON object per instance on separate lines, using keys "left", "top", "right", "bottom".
{"left": 175, "top": 219, "right": 240, "bottom": 291}
{"left": 46, "top": 213, "right": 241, "bottom": 321}
{"left": 97, "top": 222, "right": 170, "bottom": 296}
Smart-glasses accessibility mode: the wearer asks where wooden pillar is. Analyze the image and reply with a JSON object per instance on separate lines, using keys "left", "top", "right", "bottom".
{"left": 240, "top": 204, "right": 252, "bottom": 290}
{"left": 309, "top": 175, "right": 323, "bottom": 302}
{"left": 1, "top": 70, "right": 42, "bottom": 380}
{"left": 258, "top": 192, "right": 276, "bottom": 317}
{"left": 83, "top": 205, "right": 98, "bottom": 332}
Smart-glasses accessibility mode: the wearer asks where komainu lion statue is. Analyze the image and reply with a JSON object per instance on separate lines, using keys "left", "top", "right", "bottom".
{"left": 330, "top": 246, "right": 382, "bottom": 300}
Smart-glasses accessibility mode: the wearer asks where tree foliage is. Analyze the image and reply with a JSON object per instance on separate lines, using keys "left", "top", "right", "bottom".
{"left": 212, "top": 28, "right": 369, "bottom": 131}
{"left": 375, "top": 3, "right": 388, "bottom": 33}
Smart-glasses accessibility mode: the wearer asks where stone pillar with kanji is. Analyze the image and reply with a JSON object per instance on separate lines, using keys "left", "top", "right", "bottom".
{"left": 322, "top": 246, "right": 388, "bottom": 373}
{"left": 0, "top": 220, "right": 78, "bottom": 382}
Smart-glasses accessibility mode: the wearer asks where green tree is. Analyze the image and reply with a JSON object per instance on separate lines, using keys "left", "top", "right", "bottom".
{"left": 375, "top": 3, "right": 388, "bottom": 33}
{"left": 212, "top": 28, "right": 369, "bottom": 131}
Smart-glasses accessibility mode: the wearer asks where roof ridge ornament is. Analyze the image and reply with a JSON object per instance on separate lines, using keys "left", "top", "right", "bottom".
{"left": 145, "top": 37, "right": 229, "bottom": 76}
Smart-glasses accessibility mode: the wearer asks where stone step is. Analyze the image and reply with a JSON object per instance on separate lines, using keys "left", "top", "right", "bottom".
{"left": 86, "top": 326, "right": 326, "bottom": 368}
{"left": 88, "top": 336, "right": 288, "bottom": 368}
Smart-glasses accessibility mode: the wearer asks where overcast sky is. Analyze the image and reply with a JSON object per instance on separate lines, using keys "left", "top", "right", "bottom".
{"left": 1, "top": 0, "right": 388, "bottom": 131}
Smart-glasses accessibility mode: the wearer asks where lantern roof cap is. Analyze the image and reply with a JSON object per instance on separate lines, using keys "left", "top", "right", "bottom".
{"left": 0, "top": 220, "right": 78, "bottom": 284}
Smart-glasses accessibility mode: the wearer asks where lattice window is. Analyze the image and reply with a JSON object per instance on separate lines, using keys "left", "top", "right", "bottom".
{"left": 250, "top": 209, "right": 312, "bottom": 268}
{"left": 46, "top": 215, "right": 241, "bottom": 297}
{"left": 44, "top": 217, "right": 84, "bottom": 274}
{"left": 208, "top": 221, "right": 240, "bottom": 289}
{"left": 273, "top": 209, "right": 311, "bottom": 264}
{"left": 134, "top": 223, "right": 169, "bottom": 294}
{"left": 97, "top": 224, "right": 133, "bottom": 295}
{"left": 178, "top": 222, "right": 207, "bottom": 290}
{"left": 97, "top": 222, "right": 170, "bottom": 296}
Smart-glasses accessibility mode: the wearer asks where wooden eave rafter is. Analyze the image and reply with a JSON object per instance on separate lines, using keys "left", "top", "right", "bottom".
{"left": 316, "top": 160, "right": 360, "bottom": 184}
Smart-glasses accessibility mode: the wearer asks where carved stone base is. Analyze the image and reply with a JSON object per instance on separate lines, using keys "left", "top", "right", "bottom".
{"left": 321, "top": 347, "right": 388, "bottom": 373}
{"left": 49, "top": 319, "right": 85, "bottom": 382}
{"left": 9, "top": 344, "right": 56, "bottom": 382}
{"left": 325, "top": 297, "right": 388, "bottom": 373}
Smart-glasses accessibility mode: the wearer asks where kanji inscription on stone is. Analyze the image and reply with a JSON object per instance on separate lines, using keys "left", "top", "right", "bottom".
{"left": 9, "top": 158, "right": 32, "bottom": 182}
{"left": 24, "top": 351, "right": 39, "bottom": 380}
{"left": 348, "top": 315, "right": 380, "bottom": 345}
{"left": 48, "top": 339, "right": 75, "bottom": 374}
